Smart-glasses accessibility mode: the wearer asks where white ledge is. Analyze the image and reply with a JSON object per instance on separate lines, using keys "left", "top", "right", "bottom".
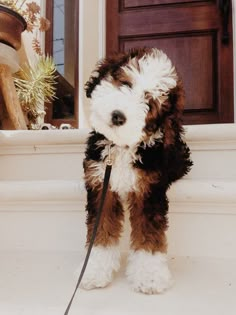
{"left": 168, "top": 179, "right": 236, "bottom": 204}
{"left": 0, "top": 129, "right": 90, "bottom": 146}
{"left": 0, "top": 123, "right": 236, "bottom": 146}
{"left": 184, "top": 123, "right": 236, "bottom": 142}
{"left": 0, "top": 180, "right": 85, "bottom": 202}
{"left": 0, "top": 179, "right": 236, "bottom": 214}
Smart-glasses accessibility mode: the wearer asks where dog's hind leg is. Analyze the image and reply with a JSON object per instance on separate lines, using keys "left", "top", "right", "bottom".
{"left": 77, "top": 187, "right": 124, "bottom": 290}
{"left": 126, "top": 190, "right": 173, "bottom": 294}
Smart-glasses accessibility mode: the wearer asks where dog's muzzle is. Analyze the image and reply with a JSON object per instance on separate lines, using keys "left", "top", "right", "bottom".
{"left": 111, "top": 110, "right": 126, "bottom": 126}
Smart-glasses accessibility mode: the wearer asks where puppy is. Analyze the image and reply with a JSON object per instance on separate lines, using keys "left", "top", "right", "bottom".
{"left": 79, "top": 48, "right": 192, "bottom": 294}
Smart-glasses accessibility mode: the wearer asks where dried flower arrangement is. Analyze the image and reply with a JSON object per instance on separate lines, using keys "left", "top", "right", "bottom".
{"left": 0, "top": 0, "right": 57, "bottom": 129}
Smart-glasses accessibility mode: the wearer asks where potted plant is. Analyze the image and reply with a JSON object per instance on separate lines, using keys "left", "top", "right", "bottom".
{"left": 0, "top": 1, "right": 56, "bottom": 129}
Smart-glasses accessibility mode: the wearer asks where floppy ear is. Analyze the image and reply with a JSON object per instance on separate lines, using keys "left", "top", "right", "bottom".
{"left": 162, "top": 79, "right": 185, "bottom": 146}
{"left": 85, "top": 52, "right": 132, "bottom": 98}
{"left": 85, "top": 58, "right": 116, "bottom": 98}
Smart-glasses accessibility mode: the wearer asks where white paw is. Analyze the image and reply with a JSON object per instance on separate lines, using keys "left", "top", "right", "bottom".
{"left": 75, "top": 245, "right": 121, "bottom": 290}
{"left": 126, "top": 250, "right": 173, "bottom": 294}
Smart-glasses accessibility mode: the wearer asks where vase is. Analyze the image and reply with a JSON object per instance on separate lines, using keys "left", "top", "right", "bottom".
{"left": 0, "top": 4, "right": 27, "bottom": 129}
{"left": 0, "top": 4, "right": 27, "bottom": 50}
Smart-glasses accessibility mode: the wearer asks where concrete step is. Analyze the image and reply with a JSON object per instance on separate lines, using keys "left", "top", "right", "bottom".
{"left": 0, "top": 126, "right": 236, "bottom": 314}
{"left": 0, "top": 251, "right": 235, "bottom": 315}
{"left": 0, "top": 124, "right": 236, "bottom": 180}
{"left": 0, "top": 178, "right": 235, "bottom": 258}
{"left": 1, "top": 178, "right": 236, "bottom": 211}
{"left": 186, "top": 124, "right": 236, "bottom": 180}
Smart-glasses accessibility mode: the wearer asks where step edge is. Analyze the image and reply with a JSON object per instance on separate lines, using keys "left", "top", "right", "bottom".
{"left": 1, "top": 124, "right": 236, "bottom": 147}
{"left": 0, "top": 179, "right": 236, "bottom": 214}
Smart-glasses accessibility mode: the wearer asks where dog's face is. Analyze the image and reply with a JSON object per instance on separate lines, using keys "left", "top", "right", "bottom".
{"left": 86, "top": 48, "right": 184, "bottom": 147}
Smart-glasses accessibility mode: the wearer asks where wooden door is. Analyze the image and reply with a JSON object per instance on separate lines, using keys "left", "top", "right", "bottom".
{"left": 106, "top": 0, "right": 234, "bottom": 125}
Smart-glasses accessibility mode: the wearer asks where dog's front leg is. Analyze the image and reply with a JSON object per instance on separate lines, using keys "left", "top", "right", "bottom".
{"left": 126, "top": 189, "right": 173, "bottom": 294}
{"left": 77, "top": 185, "right": 124, "bottom": 290}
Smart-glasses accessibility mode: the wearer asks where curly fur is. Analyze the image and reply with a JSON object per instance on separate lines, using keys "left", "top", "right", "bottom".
{"left": 80, "top": 48, "right": 193, "bottom": 294}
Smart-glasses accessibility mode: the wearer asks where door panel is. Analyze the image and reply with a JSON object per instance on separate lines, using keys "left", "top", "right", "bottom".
{"left": 122, "top": 0, "right": 213, "bottom": 9}
{"left": 107, "top": 0, "right": 234, "bottom": 125}
{"left": 121, "top": 32, "right": 216, "bottom": 113}
{"left": 119, "top": 6, "right": 219, "bottom": 35}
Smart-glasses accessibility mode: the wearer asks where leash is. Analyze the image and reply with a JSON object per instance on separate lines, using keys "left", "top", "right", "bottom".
{"left": 63, "top": 143, "right": 113, "bottom": 315}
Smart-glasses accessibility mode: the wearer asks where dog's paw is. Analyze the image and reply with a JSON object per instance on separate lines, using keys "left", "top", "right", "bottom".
{"left": 75, "top": 245, "right": 121, "bottom": 290}
{"left": 126, "top": 250, "right": 173, "bottom": 294}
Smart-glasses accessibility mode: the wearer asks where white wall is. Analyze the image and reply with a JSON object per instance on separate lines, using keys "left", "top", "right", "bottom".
{"left": 78, "top": 0, "right": 105, "bottom": 128}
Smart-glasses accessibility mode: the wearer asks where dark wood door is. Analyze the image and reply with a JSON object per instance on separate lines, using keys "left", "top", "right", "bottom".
{"left": 106, "top": 0, "right": 234, "bottom": 125}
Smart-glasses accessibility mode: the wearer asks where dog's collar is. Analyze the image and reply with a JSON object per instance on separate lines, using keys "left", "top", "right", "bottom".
{"left": 104, "top": 141, "right": 133, "bottom": 165}
{"left": 106, "top": 141, "right": 113, "bottom": 165}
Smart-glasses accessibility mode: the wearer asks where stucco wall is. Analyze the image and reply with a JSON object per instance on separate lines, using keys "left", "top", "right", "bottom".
{"left": 78, "top": 0, "right": 105, "bottom": 128}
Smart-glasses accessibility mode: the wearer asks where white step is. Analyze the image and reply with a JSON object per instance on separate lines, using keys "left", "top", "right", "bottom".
{"left": 0, "top": 125, "right": 236, "bottom": 314}
{"left": 0, "top": 178, "right": 235, "bottom": 258}
{"left": 0, "top": 251, "right": 235, "bottom": 315}
{"left": 1, "top": 178, "right": 236, "bottom": 210}
{"left": 0, "top": 124, "right": 236, "bottom": 180}
{"left": 185, "top": 124, "right": 236, "bottom": 179}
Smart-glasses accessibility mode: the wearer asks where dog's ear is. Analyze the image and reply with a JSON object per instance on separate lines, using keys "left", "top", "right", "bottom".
{"left": 144, "top": 93, "right": 160, "bottom": 136}
{"left": 162, "top": 80, "right": 185, "bottom": 146}
{"left": 85, "top": 59, "right": 114, "bottom": 98}
{"left": 85, "top": 52, "right": 132, "bottom": 98}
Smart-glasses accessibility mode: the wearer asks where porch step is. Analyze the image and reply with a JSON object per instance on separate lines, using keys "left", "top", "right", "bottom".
{"left": 0, "top": 251, "right": 235, "bottom": 315}
{"left": 0, "top": 124, "right": 236, "bottom": 180}
{"left": 0, "top": 125, "right": 236, "bottom": 314}
{"left": 0, "top": 178, "right": 235, "bottom": 258}
{"left": 0, "top": 178, "right": 236, "bottom": 212}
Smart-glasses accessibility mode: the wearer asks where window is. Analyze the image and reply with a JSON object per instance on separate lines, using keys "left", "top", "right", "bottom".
{"left": 45, "top": 0, "right": 79, "bottom": 127}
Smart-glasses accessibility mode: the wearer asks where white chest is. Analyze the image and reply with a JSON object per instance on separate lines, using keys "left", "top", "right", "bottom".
{"left": 92, "top": 146, "right": 139, "bottom": 199}
{"left": 109, "top": 147, "right": 138, "bottom": 197}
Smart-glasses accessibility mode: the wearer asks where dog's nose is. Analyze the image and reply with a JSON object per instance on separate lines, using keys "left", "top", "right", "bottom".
{"left": 111, "top": 110, "right": 126, "bottom": 126}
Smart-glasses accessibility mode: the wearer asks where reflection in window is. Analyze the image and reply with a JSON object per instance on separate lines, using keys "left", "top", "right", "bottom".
{"left": 45, "top": 0, "right": 78, "bottom": 127}
{"left": 53, "top": 0, "right": 65, "bottom": 75}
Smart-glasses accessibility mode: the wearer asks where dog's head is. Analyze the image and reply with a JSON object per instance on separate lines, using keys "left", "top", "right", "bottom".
{"left": 86, "top": 48, "right": 184, "bottom": 147}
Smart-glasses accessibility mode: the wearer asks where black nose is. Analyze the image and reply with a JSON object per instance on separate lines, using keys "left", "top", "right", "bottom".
{"left": 111, "top": 110, "right": 126, "bottom": 126}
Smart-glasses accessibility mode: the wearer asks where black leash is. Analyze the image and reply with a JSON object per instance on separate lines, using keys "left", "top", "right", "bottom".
{"left": 64, "top": 145, "right": 113, "bottom": 315}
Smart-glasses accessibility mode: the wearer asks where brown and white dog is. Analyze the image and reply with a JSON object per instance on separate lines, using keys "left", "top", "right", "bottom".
{"left": 78, "top": 48, "right": 192, "bottom": 294}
